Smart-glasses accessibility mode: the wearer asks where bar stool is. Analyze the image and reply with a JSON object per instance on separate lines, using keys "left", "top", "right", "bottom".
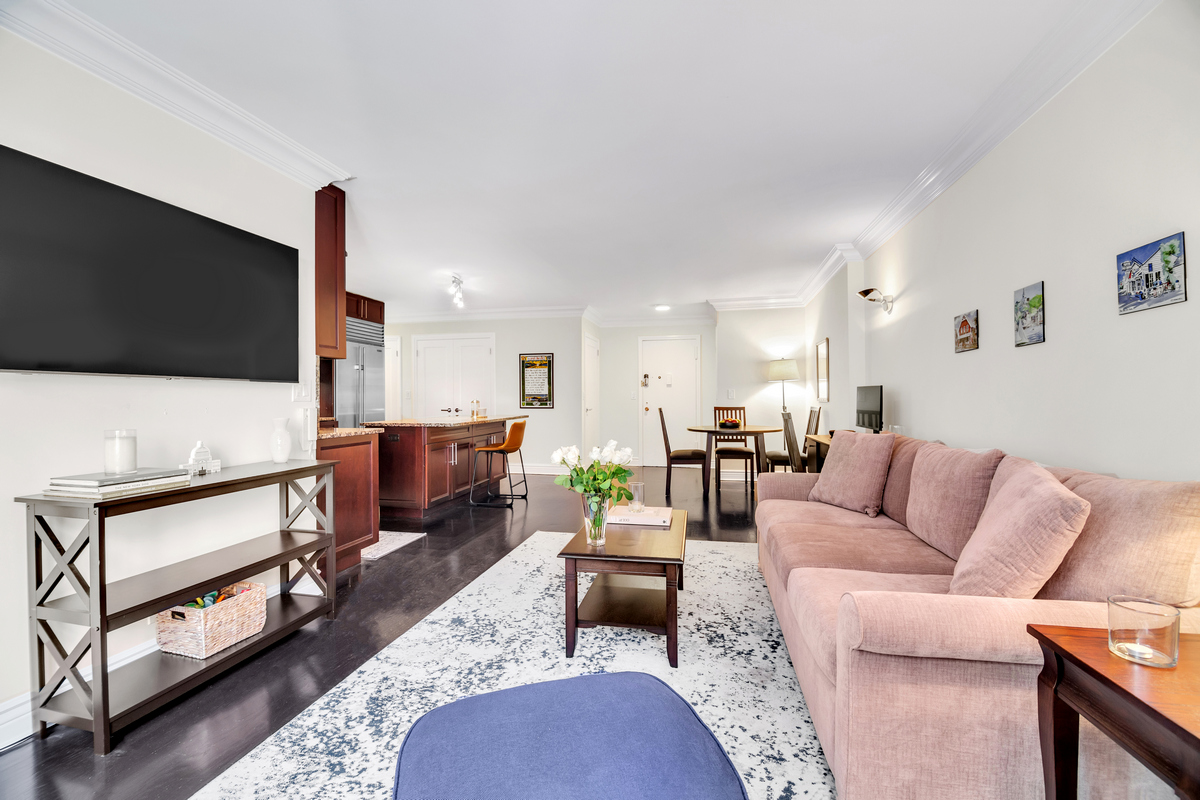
{"left": 468, "top": 420, "right": 529, "bottom": 508}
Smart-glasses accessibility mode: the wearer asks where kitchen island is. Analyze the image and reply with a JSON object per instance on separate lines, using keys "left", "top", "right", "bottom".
{"left": 364, "top": 415, "right": 528, "bottom": 520}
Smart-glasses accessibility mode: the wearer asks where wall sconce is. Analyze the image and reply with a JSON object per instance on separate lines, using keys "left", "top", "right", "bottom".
{"left": 858, "top": 288, "right": 893, "bottom": 314}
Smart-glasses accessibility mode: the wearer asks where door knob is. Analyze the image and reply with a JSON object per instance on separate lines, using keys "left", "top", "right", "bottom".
{"left": 644, "top": 406, "right": 649, "bottom": 412}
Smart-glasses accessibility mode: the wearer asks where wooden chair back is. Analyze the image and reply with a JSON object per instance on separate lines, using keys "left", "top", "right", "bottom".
{"left": 805, "top": 407, "right": 821, "bottom": 436}
{"left": 713, "top": 406, "right": 748, "bottom": 444}
{"left": 658, "top": 408, "right": 673, "bottom": 457}
{"left": 782, "top": 412, "right": 804, "bottom": 472}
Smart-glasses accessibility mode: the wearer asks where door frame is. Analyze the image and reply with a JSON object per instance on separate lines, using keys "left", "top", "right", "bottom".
{"left": 411, "top": 333, "right": 497, "bottom": 418}
{"left": 583, "top": 334, "right": 601, "bottom": 456}
{"left": 638, "top": 334, "right": 702, "bottom": 467}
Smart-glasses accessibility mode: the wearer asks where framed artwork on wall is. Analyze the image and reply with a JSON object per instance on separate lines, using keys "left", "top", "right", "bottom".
{"left": 954, "top": 310, "right": 979, "bottom": 353}
{"left": 1117, "top": 232, "right": 1186, "bottom": 315}
{"left": 1014, "top": 282, "right": 1045, "bottom": 346}
{"left": 520, "top": 353, "right": 554, "bottom": 408}
{"left": 815, "top": 338, "right": 830, "bottom": 402}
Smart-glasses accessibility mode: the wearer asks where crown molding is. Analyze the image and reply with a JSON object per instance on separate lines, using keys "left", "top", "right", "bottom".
{"left": 850, "top": 0, "right": 1159, "bottom": 259}
{"left": 794, "top": 244, "right": 856, "bottom": 305}
{"left": 0, "top": 0, "right": 351, "bottom": 189}
{"left": 389, "top": 305, "right": 588, "bottom": 324}
{"left": 707, "top": 296, "right": 803, "bottom": 312}
{"left": 582, "top": 305, "right": 604, "bottom": 326}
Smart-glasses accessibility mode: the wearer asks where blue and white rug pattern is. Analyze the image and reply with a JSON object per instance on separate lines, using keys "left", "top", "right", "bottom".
{"left": 192, "top": 532, "right": 835, "bottom": 800}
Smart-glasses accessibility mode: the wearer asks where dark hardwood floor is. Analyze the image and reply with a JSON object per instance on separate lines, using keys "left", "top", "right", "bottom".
{"left": 0, "top": 465, "right": 759, "bottom": 800}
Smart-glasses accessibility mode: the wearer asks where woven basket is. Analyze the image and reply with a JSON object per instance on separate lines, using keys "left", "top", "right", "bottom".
{"left": 156, "top": 581, "right": 266, "bottom": 659}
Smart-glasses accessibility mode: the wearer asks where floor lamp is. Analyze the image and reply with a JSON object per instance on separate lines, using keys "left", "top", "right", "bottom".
{"left": 767, "top": 358, "right": 801, "bottom": 411}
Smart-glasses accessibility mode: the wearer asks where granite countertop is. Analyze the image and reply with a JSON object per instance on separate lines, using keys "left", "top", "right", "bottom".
{"left": 317, "top": 427, "right": 381, "bottom": 440}
{"left": 363, "top": 414, "right": 529, "bottom": 428}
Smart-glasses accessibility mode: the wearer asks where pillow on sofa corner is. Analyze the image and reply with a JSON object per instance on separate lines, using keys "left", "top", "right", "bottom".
{"left": 950, "top": 457, "right": 1091, "bottom": 598}
{"left": 906, "top": 443, "right": 1005, "bottom": 559}
{"left": 809, "top": 430, "right": 896, "bottom": 517}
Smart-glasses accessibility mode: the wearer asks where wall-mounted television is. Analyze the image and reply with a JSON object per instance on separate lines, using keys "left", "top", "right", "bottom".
{"left": 0, "top": 143, "right": 299, "bottom": 382}
{"left": 856, "top": 385, "right": 883, "bottom": 433}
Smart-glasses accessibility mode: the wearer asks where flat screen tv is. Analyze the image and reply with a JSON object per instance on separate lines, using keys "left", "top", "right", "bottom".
{"left": 856, "top": 385, "right": 883, "bottom": 433}
{"left": 0, "top": 144, "right": 299, "bottom": 382}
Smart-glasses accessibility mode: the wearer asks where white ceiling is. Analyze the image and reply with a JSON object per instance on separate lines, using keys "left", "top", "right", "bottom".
{"left": 19, "top": 0, "right": 1157, "bottom": 321}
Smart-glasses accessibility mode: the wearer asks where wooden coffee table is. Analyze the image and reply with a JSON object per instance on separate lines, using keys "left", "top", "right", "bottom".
{"left": 559, "top": 509, "right": 687, "bottom": 668}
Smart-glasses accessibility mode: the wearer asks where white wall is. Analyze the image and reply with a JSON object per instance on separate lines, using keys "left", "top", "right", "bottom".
{"left": 862, "top": 0, "right": 1200, "bottom": 480}
{"left": 715, "top": 308, "right": 808, "bottom": 451}
{"left": 0, "top": 29, "right": 317, "bottom": 740}
{"left": 804, "top": 266, "right": 853, "bottom": 433}
{"left": 385, "top": 316, "right": 583, "bottom": 468}
{"left": 598, "top": 324, "right": 718, "bottom": 464}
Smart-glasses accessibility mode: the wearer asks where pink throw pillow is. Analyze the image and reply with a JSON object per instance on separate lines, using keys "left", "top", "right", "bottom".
{"left": 809, "top": 430, "right": 896, "bottom": 517}
{"left": 880, "top": 435, "right": 926, "bottom": 526}
{"left": 906, "top": 443, "right": 1005, "bottom": 559}
{"left": 950, "top": 457, "right": 1091, "bottom": 598}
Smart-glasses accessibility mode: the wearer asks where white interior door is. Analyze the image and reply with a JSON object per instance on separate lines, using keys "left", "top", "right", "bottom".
{"left": 413, "top": 334, "right": 495, "bottom": 418}
{"left": 640, "top": 336, "right": 701, "bottom": 467}
{"left": 584, "top": 335, "right": 600, "bottom": 455}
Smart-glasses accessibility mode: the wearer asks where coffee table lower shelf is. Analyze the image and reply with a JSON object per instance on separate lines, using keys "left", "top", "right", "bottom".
{"left": 577, "top": 574, "right": 668, "bottom": 633}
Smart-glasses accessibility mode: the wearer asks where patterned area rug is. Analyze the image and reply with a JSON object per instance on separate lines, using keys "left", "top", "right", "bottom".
{"left": 361, "top": 531, "right": 425, "bottom": 560}
{"left": 191, "top": 532, "right": 835, "bottom": 800}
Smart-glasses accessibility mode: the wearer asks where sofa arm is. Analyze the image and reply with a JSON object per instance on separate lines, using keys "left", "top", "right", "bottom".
{"left": 837, "top": 591, "right": 1111, "bottom": 666}
{"left": 756, "top": 471, "right": 819, "bottom": 501}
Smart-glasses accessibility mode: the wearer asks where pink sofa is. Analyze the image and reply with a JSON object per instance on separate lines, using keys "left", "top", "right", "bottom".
{"left": 755, "top": 434, "right": 1200, "bottom": 800}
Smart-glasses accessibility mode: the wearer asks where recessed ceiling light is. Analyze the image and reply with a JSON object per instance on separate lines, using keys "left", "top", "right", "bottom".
{"left": 655, "top": 305, "right": 670, "bottom": 311}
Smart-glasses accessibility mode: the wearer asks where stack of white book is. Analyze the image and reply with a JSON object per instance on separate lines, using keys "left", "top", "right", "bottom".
{"left": 44, "top": 468, "right": 192, "bottom": 500}
{"left": 608, "top": 506, "right": 673, "bottom": 526}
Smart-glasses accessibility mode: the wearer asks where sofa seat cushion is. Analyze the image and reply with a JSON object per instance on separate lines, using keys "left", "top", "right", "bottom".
{"left": 786, "top": 568, "right": 953, "bottom": 683}
{"left": 809, "top": 430, "right": 896, "bottom": 517}
{"left": 756, "top": 499, "right": 908, "bottom": 547}
{"left": 951, "top": 457, "right": 1091, "bottom": 598}
{"left": 1040, "top": 468, "right": 1200, "bottom": 604}
{"left": 763, "top": 523, "right": 957, "bottom": 595}
{"left": 906, "top": 443, "right": 1005, "bottom": 559}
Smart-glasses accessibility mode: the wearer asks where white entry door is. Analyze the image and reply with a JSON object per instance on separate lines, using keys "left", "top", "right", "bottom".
{"left": 640, "top": 336, "right": 701, "bottom": 467}
{"left": 413, "top": 334, "right": 496, "bottom": 418}
{"left": 584, "top": 335, "right": 600, "bottom": 455}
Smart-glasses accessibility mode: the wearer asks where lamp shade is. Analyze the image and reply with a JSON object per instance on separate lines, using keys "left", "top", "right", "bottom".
{"left": 766, "top": 358, "right": 800, "bottom": 382}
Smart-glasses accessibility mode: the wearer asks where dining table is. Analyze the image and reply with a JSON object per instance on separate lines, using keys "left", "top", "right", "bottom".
{"left": 686, "top": 423, "right": 783, "bottom": 498}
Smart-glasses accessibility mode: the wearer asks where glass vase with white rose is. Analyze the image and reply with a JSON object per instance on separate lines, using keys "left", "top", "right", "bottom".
{"left": 551, "top": 440, "right": 635, "bottom": 547}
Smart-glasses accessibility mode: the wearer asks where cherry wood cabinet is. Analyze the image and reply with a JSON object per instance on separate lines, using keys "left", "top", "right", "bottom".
{"left": 346, "top": 291, "right": 385, "bottom": 324}
{"left": 316, "top": 430, "right": 379, "bottom": 576}
{"left": 377, "top": 421, "right": 508, "bottom": 520}
{"left": 314, "top": 185, "right": 346, "bottom": 359}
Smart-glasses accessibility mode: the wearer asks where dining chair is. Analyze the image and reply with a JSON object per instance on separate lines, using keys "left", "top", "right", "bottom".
{"left": 768, "top": 407, "right": 819, "bottom": 472}
{"left": 659, "top": 408, "right": 706, "bottom": 495}
{"left": 712, "top": 406, "right": 755, "bottom": 491}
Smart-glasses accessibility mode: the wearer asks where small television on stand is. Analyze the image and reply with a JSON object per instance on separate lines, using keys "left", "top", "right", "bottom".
{"left": 856, "top": 385, "right": 884, "bottom": 433}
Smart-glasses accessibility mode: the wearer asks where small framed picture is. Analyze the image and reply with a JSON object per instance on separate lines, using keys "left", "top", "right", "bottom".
{"left": 519, "top": 353, "right": 554, "bottom": 408}
{"left": 1117, "top": 232, "right": 1186, "bottom": 315}
{"left": 954, "top": 310, "right": 979, "bottom": 353}
{"left": 815, "top": 338, "right": 830, "bottom": 402}
{"left": 1014, "top": 282, "right": 1044, "bottom": 346}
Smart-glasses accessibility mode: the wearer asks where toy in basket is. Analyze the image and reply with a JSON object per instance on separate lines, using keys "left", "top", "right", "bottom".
{"left": 156, "top": 581, "right": 266, "bottom": 659}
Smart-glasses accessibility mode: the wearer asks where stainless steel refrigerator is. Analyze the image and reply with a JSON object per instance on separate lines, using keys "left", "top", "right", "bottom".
{"left": 335, "top": 322, "right": 386, "bottom": 428}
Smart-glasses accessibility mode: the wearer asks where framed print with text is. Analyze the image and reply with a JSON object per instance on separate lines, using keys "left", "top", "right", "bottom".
{"left": 520, "top": 353, "right": 554, "bottom": 408}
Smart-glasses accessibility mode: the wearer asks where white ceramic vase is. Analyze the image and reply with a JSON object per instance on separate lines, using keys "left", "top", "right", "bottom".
{"left": 269, "top": 417, "right": 292, "bottom": 464}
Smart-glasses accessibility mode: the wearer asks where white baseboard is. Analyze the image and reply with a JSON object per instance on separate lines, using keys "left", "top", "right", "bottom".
{"left": 0, "top": 583, "right": 284, "bottom": 751}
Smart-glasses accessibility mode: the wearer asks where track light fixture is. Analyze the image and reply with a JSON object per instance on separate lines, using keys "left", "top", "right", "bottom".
{"left": 448, "top": 274, "right": 464, "bottom": 308}
{"left": 858, "top": 287, "right": 893, "bottom": 314}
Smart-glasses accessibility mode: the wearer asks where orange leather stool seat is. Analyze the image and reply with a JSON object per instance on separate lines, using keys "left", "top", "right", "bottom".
{"left": 469, "top": 420, "right": 528, "bottom": 507}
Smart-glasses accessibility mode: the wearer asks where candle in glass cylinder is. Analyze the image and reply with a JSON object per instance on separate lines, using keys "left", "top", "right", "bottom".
{"left": 104, "top": 429, "right": 137, "bottom": 474}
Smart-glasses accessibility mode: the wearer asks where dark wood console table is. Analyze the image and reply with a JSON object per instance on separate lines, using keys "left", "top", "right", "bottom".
{"left": 1028, "top": 624, "right": 1200, "bottom": 799}
{"left": 16, "top": 459, "right": 338, "bottom": 754}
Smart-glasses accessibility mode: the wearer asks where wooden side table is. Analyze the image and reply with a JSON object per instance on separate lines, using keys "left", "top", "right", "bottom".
{"left": 1028, "top": 624, "right": 1200, "bottom": 799}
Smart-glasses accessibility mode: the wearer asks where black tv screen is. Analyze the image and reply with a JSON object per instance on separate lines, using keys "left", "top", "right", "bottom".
{"left": 856, "top": 385, "right": 883, "bottom": 432}
{"left": 0, "top": 144, "right": 299, "bottom": 382}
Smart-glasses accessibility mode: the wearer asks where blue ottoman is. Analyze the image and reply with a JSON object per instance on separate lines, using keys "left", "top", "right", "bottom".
{"left": 393, "top": 672, "right": 747, "bottom": 800}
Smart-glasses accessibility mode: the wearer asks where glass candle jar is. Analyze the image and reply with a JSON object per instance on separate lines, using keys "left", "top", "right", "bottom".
{"left": 1108, "top": 594, "right": 1179, "bottom": 668}
{"left": 104, "top": 429, "right": 137, "bottom": 475}
{"left": 629, "top": 481, "right": 645, "bottom": 513}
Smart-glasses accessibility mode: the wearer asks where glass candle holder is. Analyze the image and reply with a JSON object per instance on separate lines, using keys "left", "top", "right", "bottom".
{"left": 629, "top": 482, "right": 645, "bottom": 513}
{"left": 105, "top": 429, "right": 138, "bottom": 474}
{"left": 1108, "top": 595, "right": 1179, "bottom": 668}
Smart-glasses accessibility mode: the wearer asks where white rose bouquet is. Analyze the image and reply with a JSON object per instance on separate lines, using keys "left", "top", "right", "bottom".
{"left": 550, "top": 440, "right": 635, "bottom": 545}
